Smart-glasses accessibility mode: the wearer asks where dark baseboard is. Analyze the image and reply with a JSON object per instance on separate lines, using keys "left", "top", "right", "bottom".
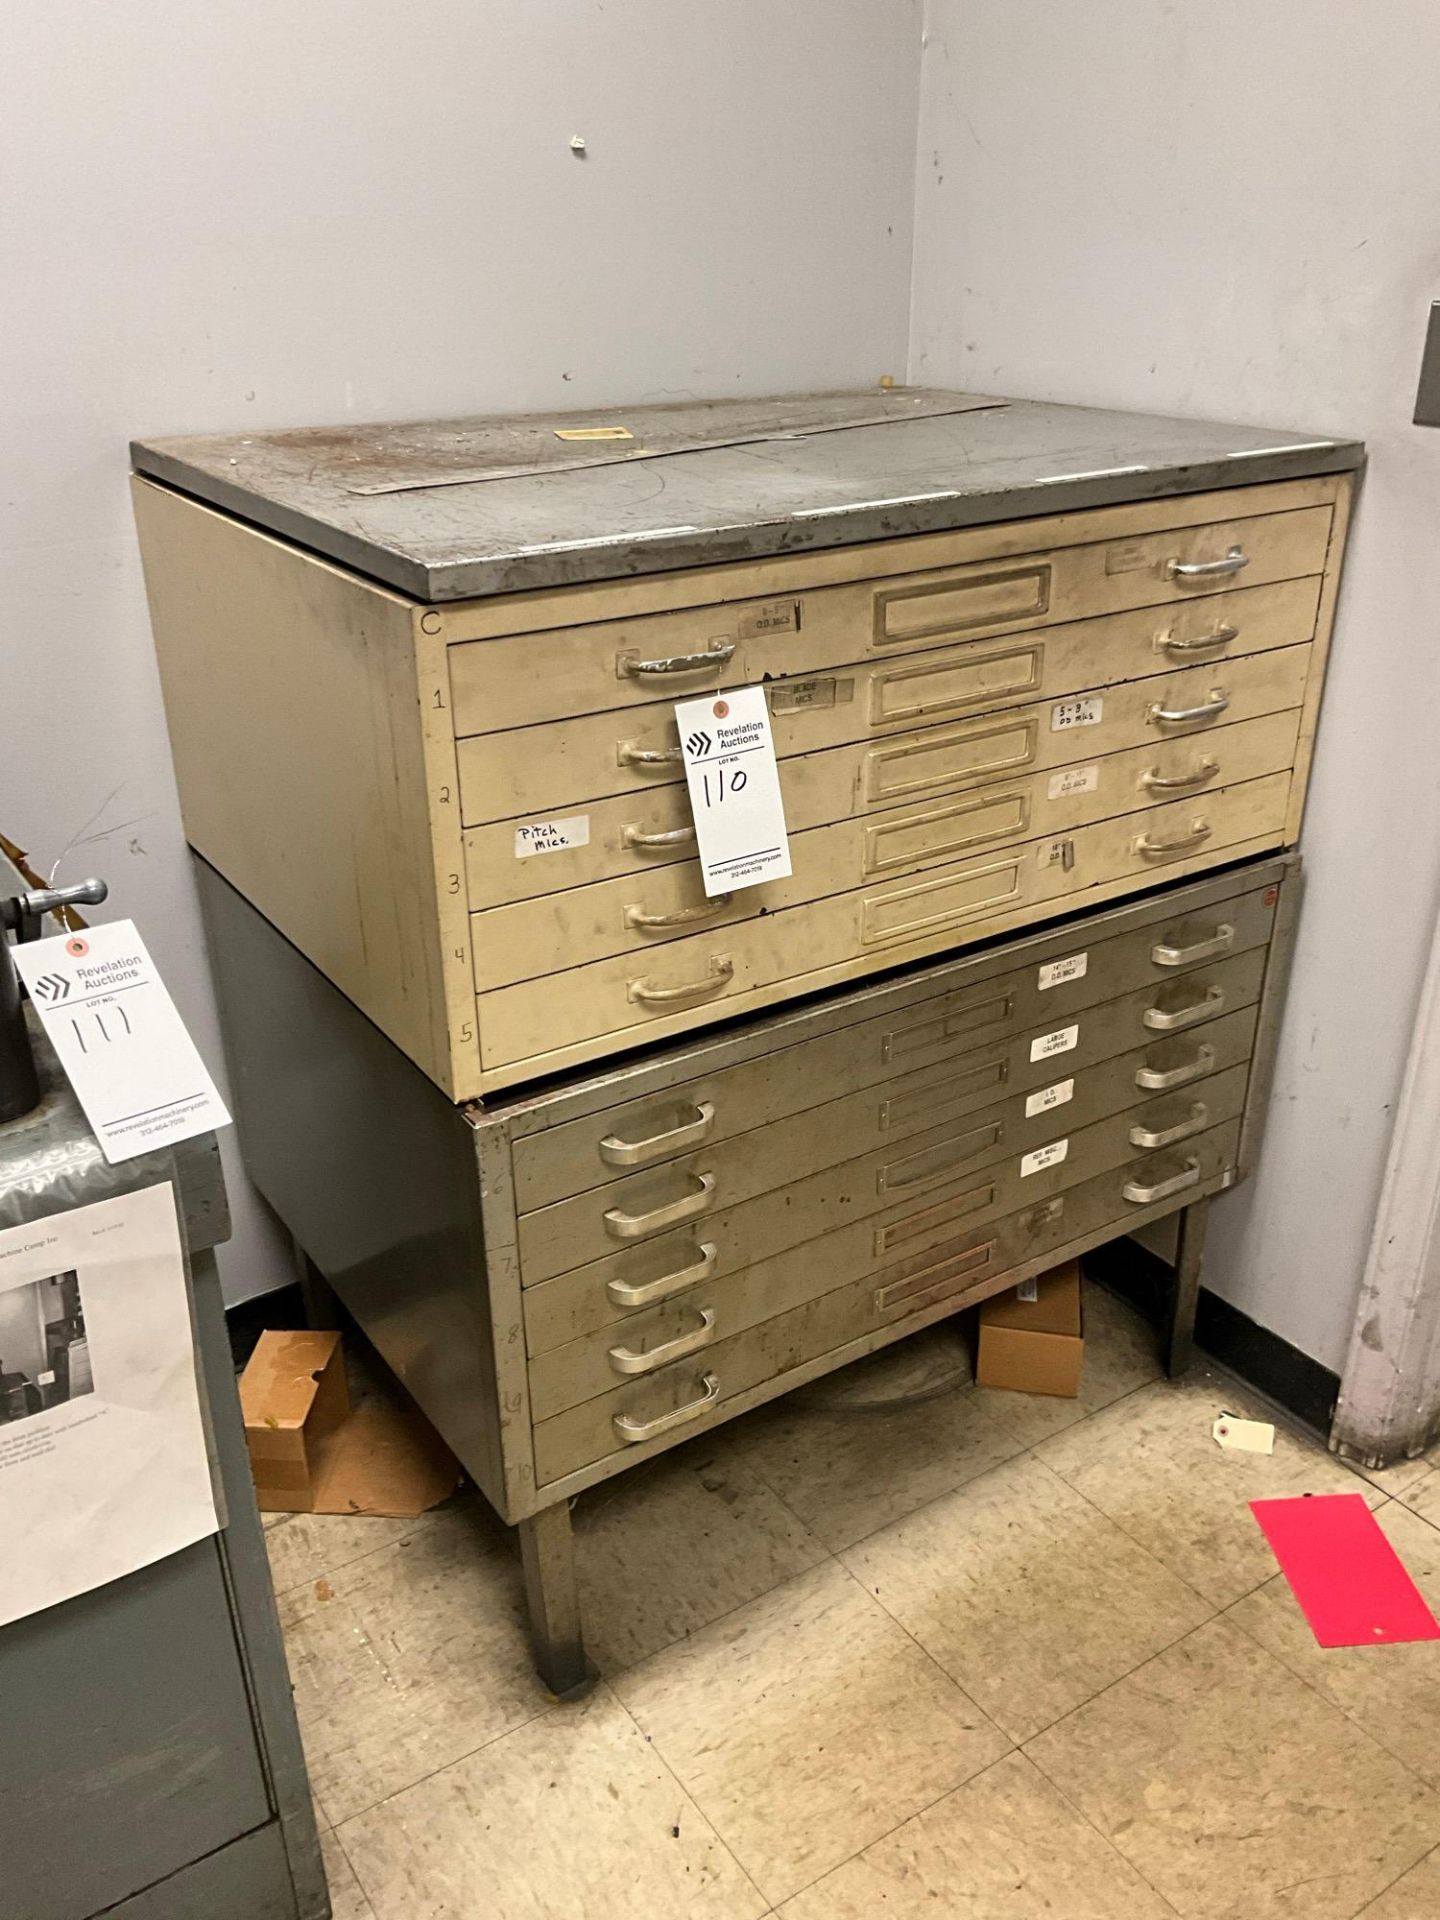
{"left": 225, "top": 1280, "right": 306, "bottom": 1370}
{"left": 1084, "top": 1240, "right": 1341, "bottom": 1438}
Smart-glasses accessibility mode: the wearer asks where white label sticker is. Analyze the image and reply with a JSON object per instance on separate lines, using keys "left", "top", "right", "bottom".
{"left": 1050, "top": 694, "right": 1104, "bottom": 732}
{"left": 1015, "top": 1277, "right": 1039, "bottom": 1302}
{"left": 1021, "top": 1138, "right": 1069, "bottom": 1177}
{"left": 1025, "top": 1077, "right": 1075, "bottom": 1119}
{"left": 1048, "top": 762, "right": 1100, "bottom": 800}
{"left": 1038, "top": 952, "right": 1088, "bottom": 991}
{"left": 514, "top": 814, "right": 590, "bottom": 858}
{"left": 1030, "top": 1022, "right": 1080, "bottom": 1063}
{"left": 675, "top": 684, "right": 793, "bottom": 895}
{"left": 13, "top": 919, "right": 231, "bottom": 1164}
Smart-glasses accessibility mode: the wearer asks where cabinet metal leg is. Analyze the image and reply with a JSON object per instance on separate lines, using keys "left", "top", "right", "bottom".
{"left": 1167, "top": 1196, "right": 1210, "bottom": 1378}
{"left": 291, "top": 1236, "right": 339, "bottom": 1331}
{"left": 518, "top": 1502, "right": 596, "bottom": 1701}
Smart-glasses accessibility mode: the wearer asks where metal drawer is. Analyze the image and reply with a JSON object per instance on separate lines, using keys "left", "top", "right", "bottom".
{"left": 516, "top": 952, "right": 1264, "bottom": 1283}
{"left": 447, "top": 510, "right": 1328, "bottom": 741}
{"left": 509, "top": 877, "right": 1281, "bottom": 1211}
{"left": 526, "top": 1062, "right": 1248, "bottom": 1419}
{"left": 456, "top": 589, "right": 1318, "bottom": 827}
{"left": 521, "top": 1045, "right": 1252, "bottom": 1360}
{"left": 478, "top": 772, "right": 1292, "bottom": 1074}
{"left": 473, "top": 709, "right": 1301, "bottom": 990}
{"left": 531, "top": 1121, "right": 1242, "bottom": 1482}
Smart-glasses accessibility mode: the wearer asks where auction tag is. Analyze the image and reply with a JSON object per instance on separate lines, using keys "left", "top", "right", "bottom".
{"left": 675, "top": 685, "right": 792, "bottom": 896}
{"left": 1213, "top": 1413, "right": 1276, "bottom": 1456}
{"left": 13, "top": 919, "right": 230, "bottom": 1164}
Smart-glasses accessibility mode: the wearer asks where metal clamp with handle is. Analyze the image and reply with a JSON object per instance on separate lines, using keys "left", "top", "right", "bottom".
{"left": 623, "top": 823, "right": 697, "bottom": 852}
{"left": 603, "top": 1170, "right": 717, "bottom": 1241}
{"left": 608, "top": 1307, "right": 718, "bottom": 1377}
{"left": 1123, "top": 1156, "right": 1203, "bottom": 1204}
{"left": 1149, "top": 690, "right": 1230, "bottom": 726}
{"left": 618, "top": 640, "right": 736, "bottom": 679}
{"left": 1150, "top": 923, "right": 1234, "bottom": 967}
{"left": 613, "top": 1372, "right": 721, "bottom": 1444}
{"left": 1135, "top": 1043, "right": 1216, "bottom": 1091}
{"left": 606, "top": 1241, "right": 718, "bottom": 1309}
{"left": 1157, "top": 623, "right": 1239, "bottom": 656}
{"left": 1140, "top": 757, "right": 1219, "bottom": 793}
{"left": 599, "top": 1101, "right": 716, "bottom": 1169}
{"left": 1143, "top": 984, "right": 1226, "bottom": 1031}
{"left": 624, "top": 896, "right": 732, "bottom": 931}
{"left": 1128, "top": 1103, "right": 1209, "bottom": 1149}
{"left": 1136, "top": 819, "right": 1212, "bottom": 858}
{"left": 628, "top": 955, "right": 734, "bottom": 1005}
{"left": 1165, "top": 545, "right": 1249, "bottom": 581}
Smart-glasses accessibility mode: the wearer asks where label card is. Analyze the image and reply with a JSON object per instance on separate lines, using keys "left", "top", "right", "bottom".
{"left": 1050, "top": 695, "right": 1104, "bottom": 732}
{"left": 1048, "top": 763, "right": 1099, "bottom": 800}
{"left": 1015, "top": 1277, "right": 1039, "bottom": 1303}
{"left": 1038, "top": 952, "right": 1088, "bottom": 991}
{"left": 514, "top": 814, "right": 590, "bottom": 858}
{"left": 1025, "top": 1077, "right": 1074, "bottom": 1119}
{"left": 1030, "top": 1022, "right": 1079, "bottom": 1063}
{"left": 675, "top": 685, "right": 793, "bottom": 896}
{"left": 13, "top": 920, "right": 231, "bottom": 1164}
{"left": 1021, "top": 1138, "right": 1069, "bottom": 1177}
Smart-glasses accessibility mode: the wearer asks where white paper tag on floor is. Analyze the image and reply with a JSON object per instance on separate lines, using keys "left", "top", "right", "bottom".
{"left": 1212, "top": 1413, "right": 1276, "bottom": 1455}
{"left": 13, "top": 919, "right": 230, "bottom": 1163}
{"left": 675, "top": 684, "right": 792, "bottom": 896}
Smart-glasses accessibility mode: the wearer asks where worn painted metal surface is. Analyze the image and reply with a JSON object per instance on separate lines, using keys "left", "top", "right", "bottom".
{"left": 131, "top": 388, "right": 1362, "bottom": 600}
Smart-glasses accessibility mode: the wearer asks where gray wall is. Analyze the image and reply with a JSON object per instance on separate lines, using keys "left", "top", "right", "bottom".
{"left": 1, "top": 1, "right": 923, "bottom": 1301}
{"left": 911, "top": 0, "right": 1440, "bottom": 1370}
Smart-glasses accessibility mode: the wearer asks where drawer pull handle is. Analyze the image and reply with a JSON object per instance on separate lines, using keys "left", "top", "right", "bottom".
{"left": 1136, "top": 819, "right": 1212, "bottom": 858}
{"left": 623, "top": 823, "right": 697, "bottom": 852}
{"left": 618, "top": 741, "right": 684, "bottom": 769}
{"left": 625, "top": 895, "right": 733, "bottom": 931}
{"left": 1160, "top": 623, "right": 1239, "bottom": 656}
{"left": 1124, "top": 1156, "right": 1203, "bottom": 1204}
{"left": 1129, "top": 1102, "right": 1209, "bottom": 1149}
{"left": 608, "top": 1307, "right": 718, "bottom": 1377}
{"left": 1151, "top": 922, "right": 1235, "bottom": 967}
{"left": 1150, "top": 690, "right": 1230, "bottom": 726}
{"left": 607, "top": 1240, "right": 718, "bottom": 1309}
{"left": 1143, "top": 984, "right": 1225, "bottom": 1031}
{"left": 619, "top": 641, "right": 736, "bottom": 679}
{"left": 600, "top": 1101, "right": 716, "bottom": 1169}
{"left": 1140, "top": 757, "right": 1219, "bottom": 793}
{"left": 1135, "top": 1043, "right": 1216, "bottom": 1091}
{"left": 614, "top": 1372, "right": 721, "bottom": 1444}
{"left": 604, "top": 1171, "right": 717, "bottom": 1241}
{"left": 1166, "top": 545, "right": 1249, "bottom": 581}
{"left": 628, "top": 956, "right": 734, "bottom": 1005}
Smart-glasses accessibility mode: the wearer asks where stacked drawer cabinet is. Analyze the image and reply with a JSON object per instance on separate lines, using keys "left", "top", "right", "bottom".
{"left": 135, "top": 467, "right": 1351, "bottom": 1101}
{"left": 197, "top": 852, "right": 1299, "bottom": 1693}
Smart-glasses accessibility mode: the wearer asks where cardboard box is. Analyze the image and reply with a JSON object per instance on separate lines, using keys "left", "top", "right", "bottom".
{"left": 976, "top": 1260, "right": 1084, "bottom": 1397}
{"left": 239, "top": 1328, "right": 460, "bottom": 1516}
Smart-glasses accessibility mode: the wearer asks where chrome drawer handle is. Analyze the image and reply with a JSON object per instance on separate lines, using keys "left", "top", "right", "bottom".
{"left": 1140, "top": 757, "right": 1219, "bottom": 792}
{"left": 599, "top": 1101, "right": 716, "bottom": 1169}
{"left": 1135, "top": 1043, "right": 1216, "bottom": 1091}
{"left": 1166, "top": 546, "right": 1248, "bottom": 581}
{"left": 1159, "top": 623, "right": 1239, "bottom": 656}
{"left": 1151, "top": 923, "right": 1234, "bottom": 968}
{"left": 1143, "top": 984, "right": 1225, "bottom": 1031}
{"left": 1136, "top": 819, "right": 1211, "bottom": 858}
{"left": 1150, "top": 690, "right": 1230, "bottom": 726}
{"left": 1129, "top": 1102, "right": 1209, "bottom": 1149}
{"left": 1124, "top": 1156, "right": 1202, "bottom": 1204}
{"left": 628, "top": 956, "right": 734, "bottom": 1005}
{"left": 606, "top": 1241, "right": 718, "bottom": 1309}
{"left": 625, "top": 895, "right": 733, "bottom": 931}
{"left": 619, "top": 641, "right": 736, "bottom": 678}
{"left": 608, "top": 1307, "right": 717, "bottom": 1377}
{"left": 613, "top": 1372, "right": 720, "bottom": 1444}
{"left": 604, "top": 1171, "right": 716, "bottom": 1241}
{"left": 618, "top": 741, "right": 684, "bottom": 768}
{"left": 623, "top": 823, "right": 697, "bottom": 851}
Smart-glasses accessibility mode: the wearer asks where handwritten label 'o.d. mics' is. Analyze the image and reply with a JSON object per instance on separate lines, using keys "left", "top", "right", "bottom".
{"left": 1048, "top": 763, "right": 1099, "bottom": 799}
{"left": 514, "top": 815, "right": 590, "bottom": 858}
{"left": 1030, "top": 1022, "right": 1079, "bottom": 1063}
{"left": 1050, "top": 694, "right": 1104, "bottom": 732}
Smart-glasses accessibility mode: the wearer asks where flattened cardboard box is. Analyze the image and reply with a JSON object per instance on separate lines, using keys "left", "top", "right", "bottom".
{"left": 976, "top": 1259, "right": 1085, "bottom": 1398}
{"left": 239, "top": 1328, "right": 460, "bottom": 1515}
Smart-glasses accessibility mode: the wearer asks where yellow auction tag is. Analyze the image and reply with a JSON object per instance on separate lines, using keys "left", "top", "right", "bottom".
{"left": 553, "top": 426, "right": 634, "bottom": 442}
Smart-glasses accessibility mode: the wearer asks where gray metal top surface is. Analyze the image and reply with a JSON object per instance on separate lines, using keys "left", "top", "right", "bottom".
{"left": 131, "top": 388, "right": 1363, "bottom": 604}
